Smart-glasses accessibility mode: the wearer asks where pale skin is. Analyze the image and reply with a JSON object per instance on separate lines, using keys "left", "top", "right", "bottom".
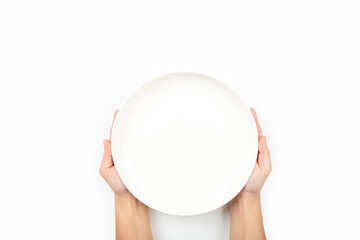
{"left": 229, "top": 108, "right": 272, "bottom": 240}
{"left": 99, "top": 110, "right": 153, "bottom": 240}
{"left": 100, "top": 108, "right": 271, "bottom": 240}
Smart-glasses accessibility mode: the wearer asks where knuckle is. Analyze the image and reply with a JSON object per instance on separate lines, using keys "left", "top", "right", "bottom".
{"left": 99, "top": 167, "right": 104, "bottom": 177}
{"left": 266, "top": 147, "right": 270, "bottom": 155}
{"left": 266, "top": 165, "right": 272, "bottom": 174}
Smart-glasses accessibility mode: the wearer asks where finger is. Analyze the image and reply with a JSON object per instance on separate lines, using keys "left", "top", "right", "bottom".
{"left": 109, "top": 109, "right": 119, "bottom": 140}
{"left": 258, "top": 136, "right": 267, "bottom": 154}
{"left": 258, "top": 136, "right": 271, "bottom": 171}
{"left": 101, "top": 139, "right": 114, "bottom": 169}
{"left": 250, "top": 108, "right": 263, "bottom": 136}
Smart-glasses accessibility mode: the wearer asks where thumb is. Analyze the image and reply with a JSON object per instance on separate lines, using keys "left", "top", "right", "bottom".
{"left": 258, "top": 136, "right": 267, "bottom": 154}
{"left": 101, "top": 139, "right": 114, "bottom": 169}
{"left": 258, "top": 136, "right": 272, "bottom": 173}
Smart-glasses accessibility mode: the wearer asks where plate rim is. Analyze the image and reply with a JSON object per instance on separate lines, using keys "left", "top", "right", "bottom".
{"left": 111, "top": 71, "right": 258, "bottom": 216}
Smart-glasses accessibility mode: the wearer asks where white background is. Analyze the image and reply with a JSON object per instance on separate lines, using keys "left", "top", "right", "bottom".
{"left": 1, "top": 0, "right": 359, "bottom": 239}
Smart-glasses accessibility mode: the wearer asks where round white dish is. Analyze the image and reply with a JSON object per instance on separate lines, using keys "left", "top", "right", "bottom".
{"left": 111, "top": 72, "right": 258, "bottom": 216}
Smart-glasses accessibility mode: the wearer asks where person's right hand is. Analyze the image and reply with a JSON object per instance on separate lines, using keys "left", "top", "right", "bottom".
{"left": 229, "top": 108, "right": 269, "bottom": 240}
{"left": 234, "top": 108, "right": 272, "bottom": 200}
{"left": 99, "top": 110, "right": 130, "bottom": 196}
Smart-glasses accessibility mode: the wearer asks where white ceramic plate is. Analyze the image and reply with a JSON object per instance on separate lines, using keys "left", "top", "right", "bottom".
{"left": 111, "top": 72, "right": 258, "bottom": 216}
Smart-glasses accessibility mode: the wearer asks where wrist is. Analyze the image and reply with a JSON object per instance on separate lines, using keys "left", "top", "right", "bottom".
{"left": 230, "top": 191, "right": 260, "bottom": 207}
{"left": 239, "top": 191, "right": 260, "bottom": 201}
{"left": 114, "top": 191, "right": 137, "bottom": 203}
{"left": 114, "top": 192, "right": 147, "bottom": 213}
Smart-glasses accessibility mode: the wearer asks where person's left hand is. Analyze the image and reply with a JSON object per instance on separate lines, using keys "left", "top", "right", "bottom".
{"left": 99, "top": 110, "right": 130, "bottom": 196}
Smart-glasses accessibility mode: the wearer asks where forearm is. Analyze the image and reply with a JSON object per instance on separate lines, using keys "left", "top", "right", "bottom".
{"left": 229, "top": 193, "right": 266, "bottom": 240}
{"left": 115, "top": 194, "right": 153, "bottom": 240}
